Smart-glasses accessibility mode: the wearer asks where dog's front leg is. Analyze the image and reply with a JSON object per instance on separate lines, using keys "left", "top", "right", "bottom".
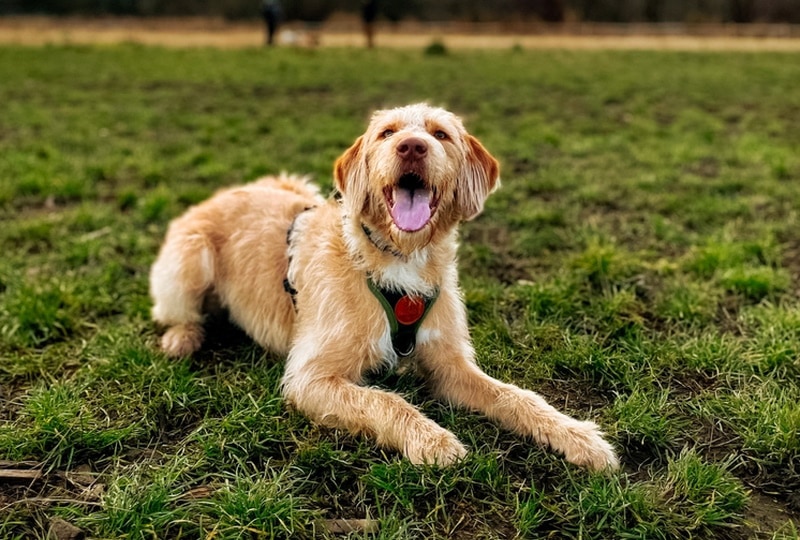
{"left": 282, "top": 360, "right": 467, "bottom": 466}
{"left": 418, "top": 339, "right": 619, "bottom": 471}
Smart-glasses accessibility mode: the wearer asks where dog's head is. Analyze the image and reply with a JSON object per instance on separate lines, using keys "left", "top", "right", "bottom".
{"left": 334, "top": 103, "right": 499, "bottom": 253}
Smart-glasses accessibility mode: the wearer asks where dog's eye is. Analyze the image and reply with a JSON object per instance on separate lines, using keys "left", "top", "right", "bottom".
{"left": 434, "top": 130, "right": 448, "bottom": 140}
{"left": 382, "top": 129, "right": 394, "bottom": 139}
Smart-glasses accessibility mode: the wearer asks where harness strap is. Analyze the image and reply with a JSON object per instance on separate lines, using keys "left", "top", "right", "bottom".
{"left": 367, "top": 278, "right": 438, "bottom": 357}
{"left": 284, "top": 206, "right": 315, "bottom": 306}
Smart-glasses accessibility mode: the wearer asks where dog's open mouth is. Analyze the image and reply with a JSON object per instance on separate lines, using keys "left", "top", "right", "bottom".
{"left": 384, "top": 173, "right": 438, "bottom": 232}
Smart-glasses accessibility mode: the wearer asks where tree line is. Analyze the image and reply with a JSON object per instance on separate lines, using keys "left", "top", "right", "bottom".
{"left": 3, "top": 0, "right": 798, "bottom": 24}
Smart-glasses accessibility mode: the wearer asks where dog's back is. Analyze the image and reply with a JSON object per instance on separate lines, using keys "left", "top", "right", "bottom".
{"left": 149, "top": 174, "right": 323, "bottom": 356}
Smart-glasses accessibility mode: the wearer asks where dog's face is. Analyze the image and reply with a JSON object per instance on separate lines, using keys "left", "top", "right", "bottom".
{"left": 335, "top": 104, "right": 499, "bottom": 252}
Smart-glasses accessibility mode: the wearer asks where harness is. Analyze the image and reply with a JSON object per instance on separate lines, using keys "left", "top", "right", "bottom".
{"left": 367, "top": 279, "right": 438, "bottom": 357}
{"left": 283, "top": 206, "right": 314, "bottom": 305}
{"left": 284, "top": 212, "right": 438, "bottom": 357}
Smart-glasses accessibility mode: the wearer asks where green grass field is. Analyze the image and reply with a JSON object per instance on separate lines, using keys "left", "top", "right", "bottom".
{"left": 1, "top": 43, "right": 799, "bottom": 539}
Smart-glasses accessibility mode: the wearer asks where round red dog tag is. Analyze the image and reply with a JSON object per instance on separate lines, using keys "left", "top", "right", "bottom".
{"left": 394, "top": 295, "right": 425, "bottom": 326}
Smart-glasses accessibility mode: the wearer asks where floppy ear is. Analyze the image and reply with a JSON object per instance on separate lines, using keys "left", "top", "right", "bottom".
{"left": 334, "top": 135, "right": 373, "bottom": 216}
{"left": 456, "top": 135, "right": 500, "bottom": 221}
{"left": 334, "top": 135, "right": 366, "bottom": 195}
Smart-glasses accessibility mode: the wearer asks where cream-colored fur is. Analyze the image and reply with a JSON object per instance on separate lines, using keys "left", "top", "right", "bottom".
{"left": 149, "top": 103, "right": 619, "bottom": 471}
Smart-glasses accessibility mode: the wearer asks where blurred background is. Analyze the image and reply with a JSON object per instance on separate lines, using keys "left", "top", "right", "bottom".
{"left": 1, "top": 0, "right": 799, "bottom": 24}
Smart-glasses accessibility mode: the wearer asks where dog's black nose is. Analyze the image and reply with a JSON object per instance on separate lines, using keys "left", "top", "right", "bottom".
{"left": 396, "top": 137, "right": 428, "bottom": 160}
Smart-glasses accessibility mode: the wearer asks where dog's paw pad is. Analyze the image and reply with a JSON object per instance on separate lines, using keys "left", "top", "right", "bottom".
{"left": 161, "top": 324, "right": 204, "bottom": 358}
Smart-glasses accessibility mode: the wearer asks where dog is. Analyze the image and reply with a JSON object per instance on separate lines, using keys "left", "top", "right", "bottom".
{"left": 149, "top": 103, "right": 619, "bottom": 471}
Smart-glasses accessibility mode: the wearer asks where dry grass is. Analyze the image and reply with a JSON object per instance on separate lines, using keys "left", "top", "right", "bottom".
{"left": 2, "top": 16, "right": 800, "bottom": 50}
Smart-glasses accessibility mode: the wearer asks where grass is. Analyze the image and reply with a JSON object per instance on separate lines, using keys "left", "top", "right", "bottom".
{"left": 0, "top": 43, "right": 799, "bottom": 538}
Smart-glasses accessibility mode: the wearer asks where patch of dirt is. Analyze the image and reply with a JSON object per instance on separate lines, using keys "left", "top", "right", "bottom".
{"left": 445, "top": 503, "right": 519, "bottom": 540}
{"left": 47, "top": 517, "right": 85, "bottom": 540}
{"left": 0, "top": 379, "right": 26, "bottom": 422}
{"left": 672, "top": 371, "right": 724, "bottom": 398}
{"left": 778, "top": 234, "right": 800, "bottom": 298}
{"left": 462, "top": 224, "right": 534, "bottom": 284}
{"left": 715, "top": 293, "right": 747, "bottom": 336}
{"left": 741, "top": 491, "right": 798, "bottom": 538}
{"left": 741, "top": 460, "right": 800, "bottom": 513}
{"left": 684, "top": 156, "right": 721, "bottom": 179}
{"left": 534, "top": 377, "right": 613, "bottom": 414}
{"left": 0, "top": 462, "right": 104, "bottom": 537}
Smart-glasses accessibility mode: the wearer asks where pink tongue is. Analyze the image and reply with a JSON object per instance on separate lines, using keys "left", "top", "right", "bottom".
{"left": 390, "top": 187, "right": 432, "bottom": 232}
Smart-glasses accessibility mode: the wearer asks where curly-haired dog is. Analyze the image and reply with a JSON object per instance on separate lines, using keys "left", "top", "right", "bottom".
{"left": 149, "top": 103, "right": 619, "bottom": 470}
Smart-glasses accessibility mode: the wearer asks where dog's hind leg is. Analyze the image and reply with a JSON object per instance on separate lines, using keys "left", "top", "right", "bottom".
{"left": 150, "top": 232, "right": 215, "bottom": 357}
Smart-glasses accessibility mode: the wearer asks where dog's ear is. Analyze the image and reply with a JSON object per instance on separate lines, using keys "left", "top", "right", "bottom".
{"left": 334, "top": 135, "right": 366, "bottom": 196}
{"left": 456, "top": 135, "right": 500, "bottom": 221}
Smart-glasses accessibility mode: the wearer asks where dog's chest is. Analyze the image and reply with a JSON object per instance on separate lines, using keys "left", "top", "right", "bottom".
{"left": 371, "top": 254, "right": 437, "bottom": 298}
{"left": 287, "top": 209, "right": 441, "bottom": 375}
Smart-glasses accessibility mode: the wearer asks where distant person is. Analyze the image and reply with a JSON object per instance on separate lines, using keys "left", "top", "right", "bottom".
{"left": 261, "top": 0, "right": 283, "bottom": 46}
{"left": 361, "top": 0, "right": 378, "bottom": 48}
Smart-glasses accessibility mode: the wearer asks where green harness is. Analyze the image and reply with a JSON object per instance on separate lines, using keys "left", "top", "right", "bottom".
{"left": 367, "top": 278, "right": 439, "bottom": 357}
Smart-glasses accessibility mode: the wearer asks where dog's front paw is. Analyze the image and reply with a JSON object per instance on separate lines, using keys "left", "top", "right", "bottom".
{"left": 562, "top": 420, "right": 620, "bottom": 472}
{"left": 404, "top": 427, "right": 467, "bottom": 466}
{"left": 161, "top": 323, "right": 204, "bottom": 358}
